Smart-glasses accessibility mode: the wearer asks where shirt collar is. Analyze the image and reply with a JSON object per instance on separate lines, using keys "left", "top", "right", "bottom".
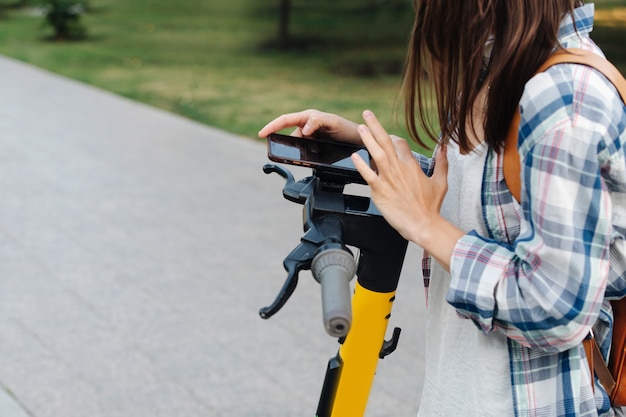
{"left": 558, "top": 3, "right": 595, "bottom": 42}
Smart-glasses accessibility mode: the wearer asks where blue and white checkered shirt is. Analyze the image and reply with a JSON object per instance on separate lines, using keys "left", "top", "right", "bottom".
{"left": 419, "top": 4, "right": 626, "bottom": 416}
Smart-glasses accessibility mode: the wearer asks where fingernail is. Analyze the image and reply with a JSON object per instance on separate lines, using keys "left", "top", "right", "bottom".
{"left": 363, "top": 110, "right": 373, "bottom": 119}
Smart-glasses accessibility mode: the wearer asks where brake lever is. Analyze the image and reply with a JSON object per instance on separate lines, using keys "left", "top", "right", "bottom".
{"left": 259, "top": 240, "right": 317, "bottom": 319}
{"left": 263, "top": 163, "right": 315, "bottom": 204}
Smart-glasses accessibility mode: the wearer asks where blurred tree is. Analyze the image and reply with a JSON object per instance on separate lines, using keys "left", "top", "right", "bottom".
{"left": 39, "top": 0, "right": 87, "bottom": 40}
{"left": 272, "top": 0, "right": 413, "bottom": 50}
{"left": 0, "top": 0, "right": 27, "bottom": 18}
{"left": 278, "top": 0, "right": 291, "bottom": 49}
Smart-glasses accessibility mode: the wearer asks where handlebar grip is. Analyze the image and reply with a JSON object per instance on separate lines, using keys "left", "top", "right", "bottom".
{"left": 311, "top": 248, "right": 357, "bottom": 338}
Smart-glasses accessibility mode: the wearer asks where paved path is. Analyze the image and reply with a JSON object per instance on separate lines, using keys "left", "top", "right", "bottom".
{"left": 0, "top": 55, "right": 426, "bottom": 417}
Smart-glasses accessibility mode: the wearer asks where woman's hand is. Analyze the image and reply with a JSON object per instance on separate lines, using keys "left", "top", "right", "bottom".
{"left": 352, "top": 110, "right": 463, "bottom": 271}
{"left": 258, "top": 109, "right": 362, "bottom": 145}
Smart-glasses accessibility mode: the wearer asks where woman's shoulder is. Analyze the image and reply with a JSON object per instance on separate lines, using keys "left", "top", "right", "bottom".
{"left": 519, "top": 50, "right": 624, "bottom": 148}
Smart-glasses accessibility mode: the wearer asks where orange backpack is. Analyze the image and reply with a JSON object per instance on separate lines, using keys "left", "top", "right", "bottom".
{"left": 503, "top": 48, "right": 626, "bottom": 405}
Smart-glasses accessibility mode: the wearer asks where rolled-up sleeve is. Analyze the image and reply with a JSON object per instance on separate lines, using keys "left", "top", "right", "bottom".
{"left": 413, "top": 150, "right": 435, "bottom": 176}
{"left": 447, "top": 66, "right": 620, "bottom": 352}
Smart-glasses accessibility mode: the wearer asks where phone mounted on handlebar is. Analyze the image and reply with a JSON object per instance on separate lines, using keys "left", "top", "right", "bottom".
{"left": 266, "top": 133, "right": 371, "bottom": 186}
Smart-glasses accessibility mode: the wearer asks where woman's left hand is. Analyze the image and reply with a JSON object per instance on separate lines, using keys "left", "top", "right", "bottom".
{"left": 352, "top": 110, "right": 463, "bottom": 269}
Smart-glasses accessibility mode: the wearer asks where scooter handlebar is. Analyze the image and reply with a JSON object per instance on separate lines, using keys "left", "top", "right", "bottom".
{"left": 311, "top": 248, "right": 356, "bottom": 338}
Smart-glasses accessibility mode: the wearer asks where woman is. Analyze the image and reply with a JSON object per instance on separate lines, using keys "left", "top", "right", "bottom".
{"left": 258, "top": 1, "right": 626, "bottom": 416}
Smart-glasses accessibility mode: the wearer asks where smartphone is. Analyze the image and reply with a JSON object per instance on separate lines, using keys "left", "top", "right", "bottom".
{"left": 266, "top": 133, "right": 370, "bottom": 184}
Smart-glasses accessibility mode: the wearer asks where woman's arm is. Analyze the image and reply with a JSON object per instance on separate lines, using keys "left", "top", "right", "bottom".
{"left": 447, "top": 66, "right": 623, "bottom": 352}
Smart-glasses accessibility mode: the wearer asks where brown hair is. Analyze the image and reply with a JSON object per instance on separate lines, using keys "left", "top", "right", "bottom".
{"left": 403, "top": 0, "right": 584, "bottom": 152}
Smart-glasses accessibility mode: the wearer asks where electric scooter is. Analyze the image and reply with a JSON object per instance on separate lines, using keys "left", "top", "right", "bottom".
{"left": 259, "top": 161, "right": 408, "bottom": 417}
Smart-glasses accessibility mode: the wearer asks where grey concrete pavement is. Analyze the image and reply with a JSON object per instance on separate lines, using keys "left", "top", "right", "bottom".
{"left": 0, "top": 55, "right": 426, "bottom": 417}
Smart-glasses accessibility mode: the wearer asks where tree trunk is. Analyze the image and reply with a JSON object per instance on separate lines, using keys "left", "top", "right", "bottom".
{"left": 278, "top": 0, "right": 291, "bottom": 49}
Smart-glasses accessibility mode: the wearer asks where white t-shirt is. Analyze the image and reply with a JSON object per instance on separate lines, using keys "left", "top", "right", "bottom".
{"left": 417, "top": 141, "right": 514, "bottom": 416}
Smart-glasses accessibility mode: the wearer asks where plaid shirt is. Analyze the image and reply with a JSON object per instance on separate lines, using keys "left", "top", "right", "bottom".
{"left": 418, "top": 4, "right": 626, "bottom": 416}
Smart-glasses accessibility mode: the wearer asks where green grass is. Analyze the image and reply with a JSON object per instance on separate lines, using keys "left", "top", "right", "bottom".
{"left": 0, "top": 0, "right": 416, "bottom": 143}
{"left": 0, "top": 0, "right": 625, "bottom": 155}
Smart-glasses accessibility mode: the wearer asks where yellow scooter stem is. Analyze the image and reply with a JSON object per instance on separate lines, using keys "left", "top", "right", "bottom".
{"left": 329, "top": 282, "right": 396, "bottom": 417}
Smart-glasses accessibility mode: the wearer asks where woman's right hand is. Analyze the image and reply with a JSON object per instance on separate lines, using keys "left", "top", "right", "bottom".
{"left": 258, "top": 109, "right": 362, "bottom": 145}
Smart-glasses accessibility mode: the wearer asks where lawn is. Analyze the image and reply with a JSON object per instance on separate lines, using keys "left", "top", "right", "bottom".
{"left": 0, "top": 1, "right": 416, "bottom": 141}
{"left": 0, "top": 0, "right": 624, "bottom": 153}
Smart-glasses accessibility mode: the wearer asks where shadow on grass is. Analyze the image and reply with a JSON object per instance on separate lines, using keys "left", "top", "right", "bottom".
{"left": 253, "top": 1, "right": 413, "bottom": 78}
{"left": 257, "top": 35, "right": 406, "bottom": 78}
{"left": 0, "top": 0, "right": 27, "bottom": 10}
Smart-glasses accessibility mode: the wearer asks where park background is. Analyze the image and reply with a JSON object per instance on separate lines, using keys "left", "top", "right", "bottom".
{"left": 0, "top": 1, "right": 625, "bottom": 417}
{"left": 1, "top": 0, "right": 623, "bottom": 149}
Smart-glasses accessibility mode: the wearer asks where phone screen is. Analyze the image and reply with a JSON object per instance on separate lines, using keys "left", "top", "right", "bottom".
{"left": 267, "top": 133, "right": 369, "bottom": 172}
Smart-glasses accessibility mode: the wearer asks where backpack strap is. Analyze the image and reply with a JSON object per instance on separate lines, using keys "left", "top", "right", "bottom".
{"left": 503, "top": 48, "right": 626, "bottom": 398}
{"left": 503, "top": 48, "right": 626, "bottom": 203}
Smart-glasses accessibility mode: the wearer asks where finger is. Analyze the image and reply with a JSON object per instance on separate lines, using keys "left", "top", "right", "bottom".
{"left": 257, "top": 111, "right": 313, "bottom": 138}
{"left": 357, "top": 124, "right": 385, "bottom": 160}
{"left": 390, "top": 135, "right": 414, "bottom": 162}
{"left": 351, "top": 152, "right": 379, "bottom": 185}
{"left": 301, "top": 115, "right": 323, "bottom": 137}
{"left": 290, "top": 127, "right": 304, "bottom": 137}
{"left": 362, "top": 110, "right": 395, "bottom": 154}
{"left": 258, "top": 113, "right": 302, "bottom": 138}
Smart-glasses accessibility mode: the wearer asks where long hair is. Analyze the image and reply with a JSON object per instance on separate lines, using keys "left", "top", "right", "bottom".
{"left": 403, "top": 0, "right": 584, "bottom": 153}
